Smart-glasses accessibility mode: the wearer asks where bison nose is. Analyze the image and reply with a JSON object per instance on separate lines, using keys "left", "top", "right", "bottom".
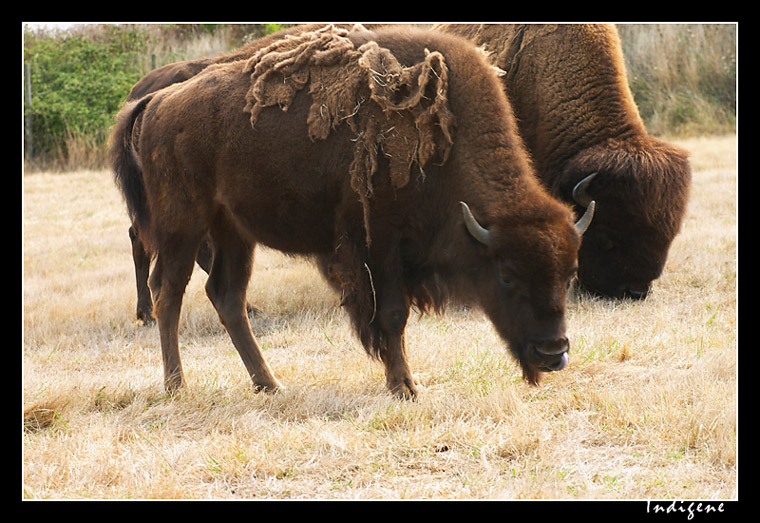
{"left": 622, "top": 285, "right": 651, "bottom": 300}
{"left": 535, "top": 337, "right": 569, "bottom": 356}
{"left": 532, "top": 337, "right": 570, "bottom": 372}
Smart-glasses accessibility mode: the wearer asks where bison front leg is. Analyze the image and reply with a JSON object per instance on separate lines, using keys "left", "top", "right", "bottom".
{"left": 372, "top": 269, "right": 419, "bottom": 400}
{"left": 378, "top": 308, "right": 419, "bottom": 400}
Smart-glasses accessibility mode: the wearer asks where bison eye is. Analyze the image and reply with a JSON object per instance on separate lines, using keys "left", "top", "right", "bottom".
{"left": 498, "top": 265, "right": 517, "bottom": 289}
{"left": 594, "top": 231, "right": 614, "bottom": 251}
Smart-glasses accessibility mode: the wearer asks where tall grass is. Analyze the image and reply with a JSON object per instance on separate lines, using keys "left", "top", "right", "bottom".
{"left": 22, "top": 135, "right": 737, "bottom": 499}
{"left": 618, "top": 23, "right": 736, "bottom": 135}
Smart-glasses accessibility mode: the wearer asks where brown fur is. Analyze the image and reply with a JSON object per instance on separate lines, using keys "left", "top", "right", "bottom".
{"left": 436, "top": 24, "right": 692, "bottom": 298}
{"left": 241, "top": 26, "right": 455, "bottom": 244}
{"left": 111, "top": 26, "right": 582, "bottom": 398}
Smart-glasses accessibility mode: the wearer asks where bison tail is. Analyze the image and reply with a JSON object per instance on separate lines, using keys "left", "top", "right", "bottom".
{"left": 110, "top": 95, "right": 153, "bottom": 250}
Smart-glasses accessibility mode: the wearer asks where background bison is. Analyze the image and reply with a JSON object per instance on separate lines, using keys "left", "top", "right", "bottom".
{"left": 111, "top": 26, "right": 593, "bottom": 398}
{"left": 436, "top": 23, "right": 692, "bottom": 299}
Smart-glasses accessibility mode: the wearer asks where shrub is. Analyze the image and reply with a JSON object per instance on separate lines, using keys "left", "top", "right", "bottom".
{"left": 23, "top": 25, "right": 149, "bottom": 168}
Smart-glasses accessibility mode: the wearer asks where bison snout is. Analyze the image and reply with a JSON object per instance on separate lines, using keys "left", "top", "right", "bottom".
{"left": 622, "top": 285, "right": 651, "bottom": 300}
{"left": 530, "top": 337, "right": 570, "bottom": 372}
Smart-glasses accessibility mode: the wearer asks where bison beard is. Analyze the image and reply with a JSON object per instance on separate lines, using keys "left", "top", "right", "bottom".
{"left": 112, "top": 25, "right": 585, "bottom": 399}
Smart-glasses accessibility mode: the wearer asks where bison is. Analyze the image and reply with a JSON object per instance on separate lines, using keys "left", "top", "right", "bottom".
{"left": 111, "top": 25, "right": 594, "bottom": 399}
{"left": 436, "top": 23, "right": 691, "bottom": 299}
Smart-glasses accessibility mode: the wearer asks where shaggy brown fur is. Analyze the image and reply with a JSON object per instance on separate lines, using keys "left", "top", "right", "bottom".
{"left": 436, "top": 24, "right": 692, "bottom": 299}
{"left": 111, "top": 25, "right": 583, "bottom": 399}
{"left": 242, "top": 26, "right": 455, "bottom": 244}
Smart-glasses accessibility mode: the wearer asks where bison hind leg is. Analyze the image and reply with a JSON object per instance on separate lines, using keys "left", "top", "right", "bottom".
{"left": 205, "top": 212, "right": 281, "bottom": 392}
{"left": 129, "top": 224, "right": 155, "bottom": 325}
{"left": 195, "top": 236, "right": 264, "bottom": 319}
{"left": 149, "top": 234, "right": 204, "bottom": 392}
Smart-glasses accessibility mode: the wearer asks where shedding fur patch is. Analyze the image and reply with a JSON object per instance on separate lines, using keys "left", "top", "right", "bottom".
{"left": 243, "top": 25, "right": 456, "bottom": 245}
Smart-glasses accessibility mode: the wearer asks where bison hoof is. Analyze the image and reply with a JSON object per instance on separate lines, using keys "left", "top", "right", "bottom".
{"left": 136, "top": 310, "right": 155, "bottom": 326}
{"left": 252, "top": 379, "right": 283, "bottom": 394}
{"left": 389, "top": 377, "right": 421, "bottom": 401}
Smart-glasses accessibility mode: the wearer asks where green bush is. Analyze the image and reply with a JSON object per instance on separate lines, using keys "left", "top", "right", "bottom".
{"left": 23, "top": 24, "right": 284, "bottom": 170}
{"left": 24, "top": 25, "right": 148, "bottom": 167}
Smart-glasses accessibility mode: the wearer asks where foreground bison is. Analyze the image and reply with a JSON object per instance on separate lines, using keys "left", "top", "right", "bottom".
{"left": 111, "top": 26, "right": 593, "bottom": 398}
{"left": 437, "top": 24, "right": 691, "bottom": 299}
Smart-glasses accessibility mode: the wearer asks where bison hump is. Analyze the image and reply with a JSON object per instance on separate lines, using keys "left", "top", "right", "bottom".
{"left": 243, "top": 25, "right": 457, "bottom": 245}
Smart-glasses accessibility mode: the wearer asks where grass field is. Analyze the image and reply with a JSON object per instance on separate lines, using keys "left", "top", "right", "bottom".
{"left": 22, "top": 134, "right": 737, "bottom": 500}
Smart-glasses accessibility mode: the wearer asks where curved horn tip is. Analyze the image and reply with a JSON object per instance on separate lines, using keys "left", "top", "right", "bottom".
{"left": 575, "top": 200, "right": 596, "bottom": 236}
{"left": 460, "top": 202, "right": 492, "bottom": 246}
{"left": 572, "top": 172, "right": 598, "bottom": 208}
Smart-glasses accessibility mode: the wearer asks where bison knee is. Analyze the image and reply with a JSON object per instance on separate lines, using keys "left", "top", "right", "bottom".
{"left": 378, "top": 308, "right": 408, "bottom": 335}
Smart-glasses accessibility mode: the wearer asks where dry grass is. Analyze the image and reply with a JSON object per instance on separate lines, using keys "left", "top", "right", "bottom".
{"left": 22, "top": 135, "right": 737, "bottom": 500}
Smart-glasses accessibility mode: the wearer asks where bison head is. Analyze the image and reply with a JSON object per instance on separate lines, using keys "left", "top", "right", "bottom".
{"left": 571, "top": 173, "right": 662, "bottom": 299}
{"left": 565, "top": 136, "right": 691, "bottom": 300}
{"left": 460, "top": 200, "right": 594, "bottom": 384}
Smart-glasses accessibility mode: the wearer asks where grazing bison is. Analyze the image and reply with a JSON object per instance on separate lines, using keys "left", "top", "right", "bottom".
{"left": 111, "top": 26, "right": 594, "bottom": 399}
{"left": 436, "top": 23, "right": 691, "bottom": 299}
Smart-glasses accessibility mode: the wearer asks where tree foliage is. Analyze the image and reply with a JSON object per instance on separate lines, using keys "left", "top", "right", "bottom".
{"left": 24, "top": 25, "right": 148, "bottom": 162}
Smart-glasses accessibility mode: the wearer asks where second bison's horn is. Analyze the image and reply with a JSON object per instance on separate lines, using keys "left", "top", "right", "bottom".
{"left": 572, "top": 172, "right": 598, "bottom": 208}
{"left": 460, "top": 202, "right": 492, "bottom": 246}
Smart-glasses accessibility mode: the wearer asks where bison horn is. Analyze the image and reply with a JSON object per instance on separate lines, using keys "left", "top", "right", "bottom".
{"left": 460, "top": 202, "right": 492, "bottom": 246}
{"left": 574, "top": 200, "right": 596, "bottom": 236}
{"left": 572, "top": 172, "right": 598, "bottom": 208}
